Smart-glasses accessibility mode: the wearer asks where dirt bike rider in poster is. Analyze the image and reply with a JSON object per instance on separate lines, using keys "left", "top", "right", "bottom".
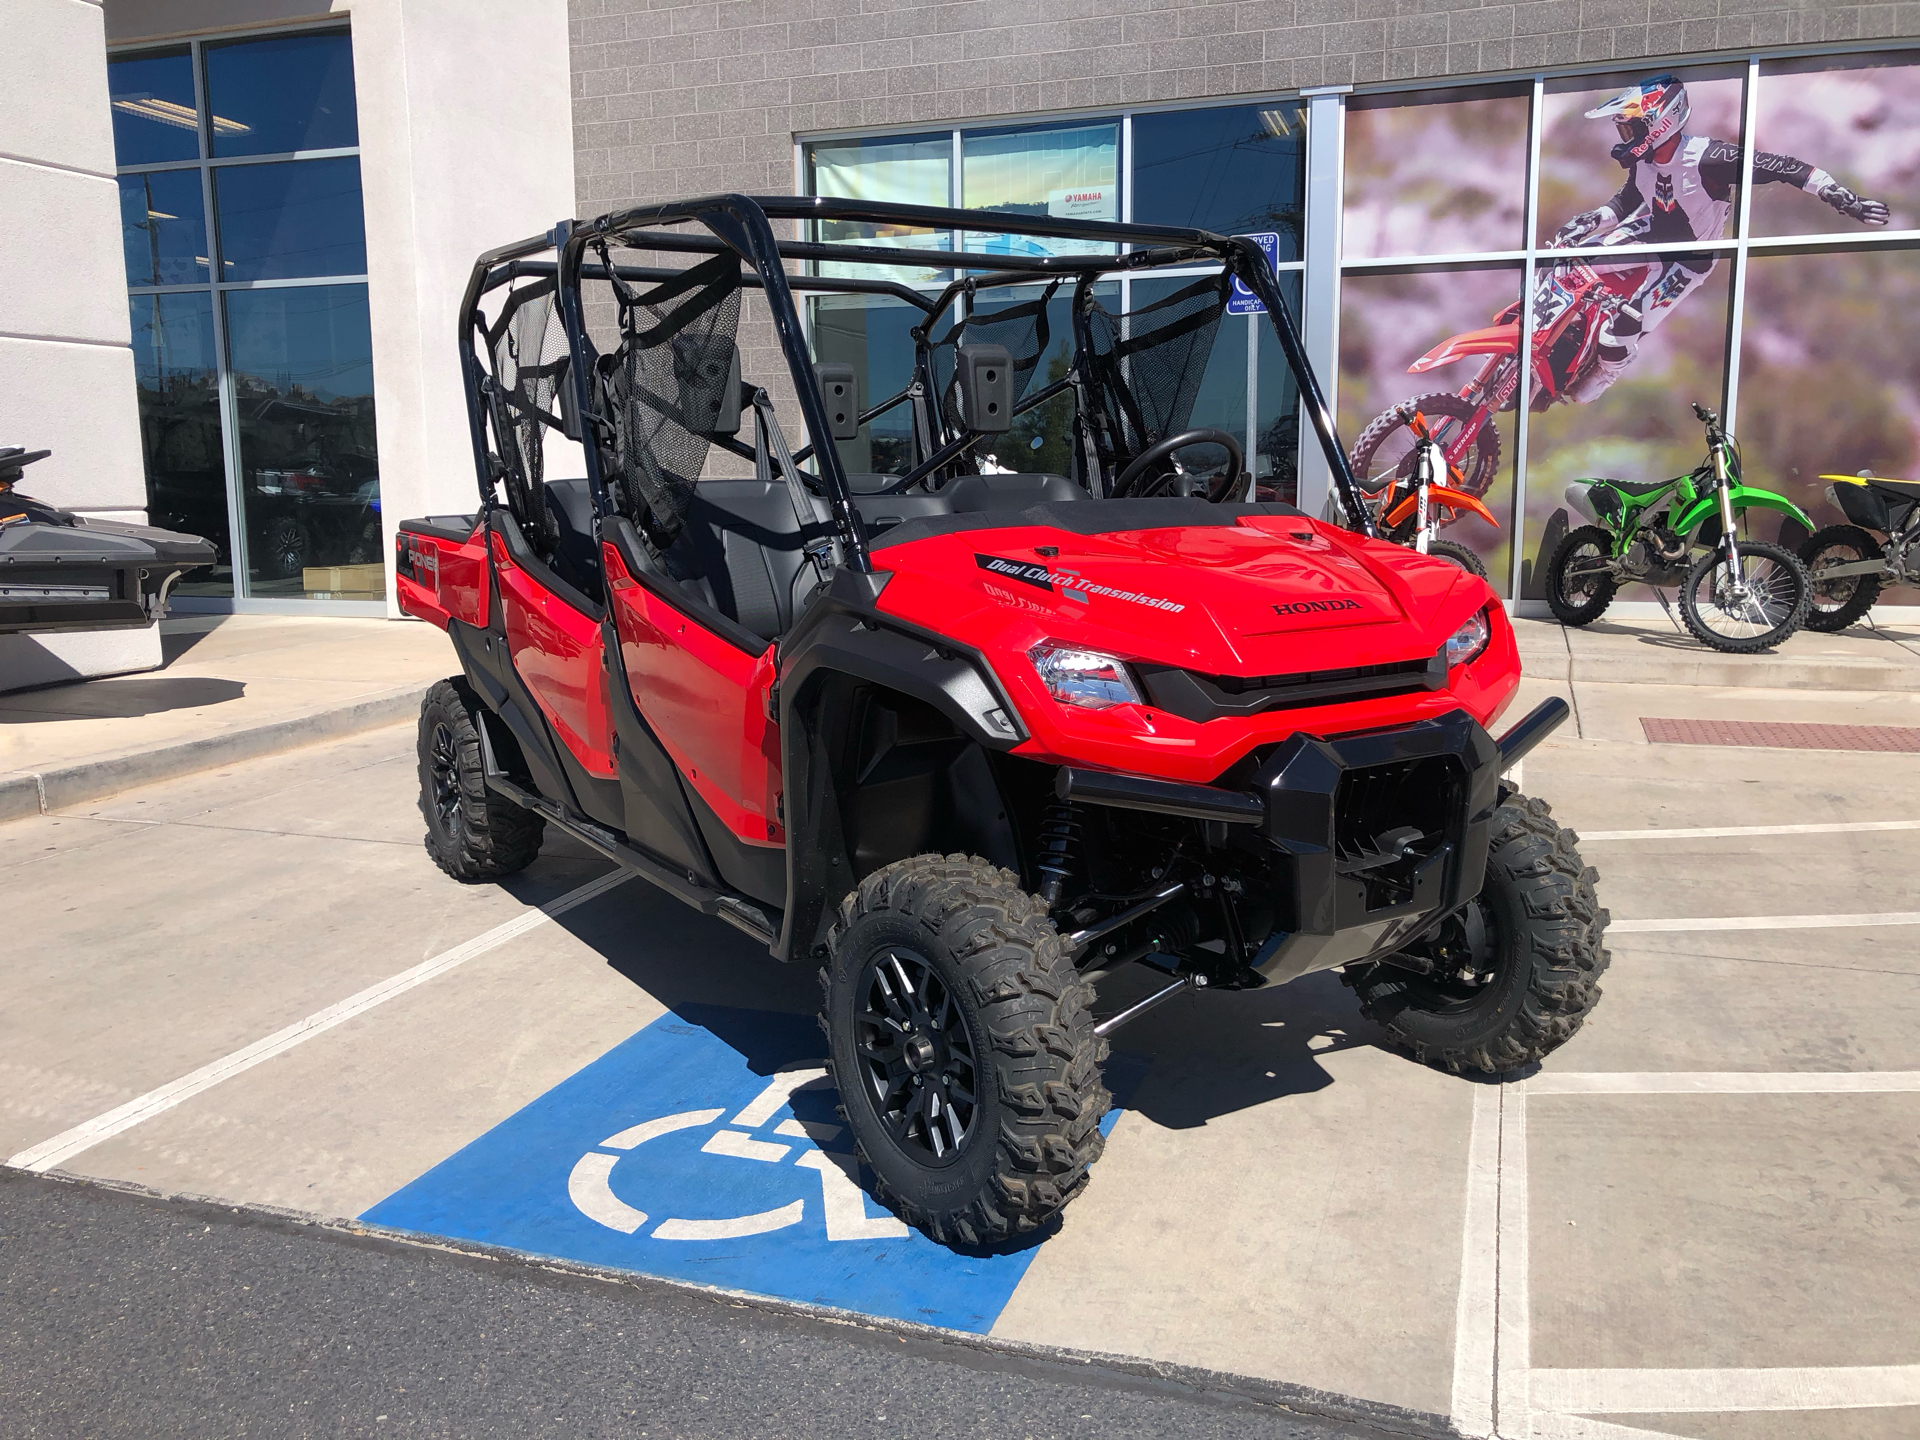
{"left": 1553, "top": 73, "right": 1889, "bottom": 401}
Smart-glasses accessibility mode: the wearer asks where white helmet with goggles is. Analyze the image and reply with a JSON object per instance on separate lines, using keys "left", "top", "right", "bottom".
{"left": 1586, "top": 74, "right": 1689, "bottom": 161}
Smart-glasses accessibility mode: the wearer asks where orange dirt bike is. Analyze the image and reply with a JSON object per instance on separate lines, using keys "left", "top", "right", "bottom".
{"left": 1360, "top": 410, "right": 1498, "bottom": 579}
{"left": 1350, "top": 254, "right": 1656, "bottom": 500}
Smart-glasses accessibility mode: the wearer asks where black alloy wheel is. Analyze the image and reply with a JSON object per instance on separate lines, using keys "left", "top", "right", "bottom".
{"left": 855, "top": 947, "right": 980, "bottom": 1165}
{"left": 428, "top": 720, "right": 462, "bottom": 834}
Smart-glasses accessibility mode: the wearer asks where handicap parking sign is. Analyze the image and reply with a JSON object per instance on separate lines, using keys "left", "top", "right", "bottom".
{"left": 1227, "top": 231, "right": 1281, "bottom": 315}
{"left": 363, "top": 1006, "right": 1135, "bottom": 1332}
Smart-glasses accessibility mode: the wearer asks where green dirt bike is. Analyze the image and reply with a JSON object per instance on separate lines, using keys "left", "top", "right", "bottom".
{"left": 1545, "top": 403, "right": 1813, "bottom": 654}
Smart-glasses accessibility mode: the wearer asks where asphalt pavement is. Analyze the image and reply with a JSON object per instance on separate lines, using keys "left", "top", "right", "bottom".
{"left": 0, "top": 1169, "right": 1395, "bottom": 1440}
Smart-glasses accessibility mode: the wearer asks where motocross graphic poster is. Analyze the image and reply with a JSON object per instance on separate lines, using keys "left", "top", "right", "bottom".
{"left": 1339, "top": 57, "right": 1916, "bottom": 604}
{"left": 1739, "top": 52, "right": 1920, "bottom": 603}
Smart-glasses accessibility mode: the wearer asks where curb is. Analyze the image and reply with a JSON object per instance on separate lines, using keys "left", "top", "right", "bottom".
{"left": 0, "top": 685, "right": 427, "bottom": 823}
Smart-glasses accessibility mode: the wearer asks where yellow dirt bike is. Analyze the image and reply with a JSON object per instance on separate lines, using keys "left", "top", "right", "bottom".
{"left": 1799, "top": 471, "right": 1920, "bottom": 631}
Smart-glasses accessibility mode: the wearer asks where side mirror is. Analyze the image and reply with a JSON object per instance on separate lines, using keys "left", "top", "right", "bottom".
{"left": 813, "top": 363, "right": 859, "bottom": 441}
{"left": 953, "top": 344, "right": 1013, "bottom": 433}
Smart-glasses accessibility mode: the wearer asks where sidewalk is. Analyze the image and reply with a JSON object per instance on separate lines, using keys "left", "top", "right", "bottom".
{"left": 0, "top": 615, "right": 453, "bottom": 821}
{"left": 1512, "top": 613, "right": 1920, "bottom": 690}
{"left": 2, "top": 610, "right": 1916, "bottom": 824}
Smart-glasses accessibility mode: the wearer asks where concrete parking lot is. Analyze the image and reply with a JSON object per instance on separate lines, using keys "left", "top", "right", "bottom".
{"left": 4, "top": 671, "right": 1916, "bottom": 1439}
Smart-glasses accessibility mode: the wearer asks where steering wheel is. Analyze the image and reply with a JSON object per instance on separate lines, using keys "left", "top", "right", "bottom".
{"left": 1113, "top": 428, "right": 1246, "bottom": 502}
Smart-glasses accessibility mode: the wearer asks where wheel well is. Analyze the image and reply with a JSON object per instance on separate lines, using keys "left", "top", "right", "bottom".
{"left": 818, "top": 673, "right": 1027, "bottom": 881}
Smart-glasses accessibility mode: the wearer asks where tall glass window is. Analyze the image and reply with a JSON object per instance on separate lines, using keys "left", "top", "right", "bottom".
{"left": 802, "top": 105, "right": 1309, "bottom": 495}
{"left": 110, "top": 26, "right": 380, "bottom": 605}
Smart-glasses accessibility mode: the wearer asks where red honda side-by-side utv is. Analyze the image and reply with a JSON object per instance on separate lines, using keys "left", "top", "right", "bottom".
{"left": 396, "top": 196, "right": 1607, "bottom": 1246}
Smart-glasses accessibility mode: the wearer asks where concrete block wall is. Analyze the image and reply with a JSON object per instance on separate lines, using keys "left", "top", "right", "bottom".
{"left": 0, "top": 0, "right": 163, "bottom": 691}
{"left": 568, "top": 0, "right": 1917, "bottom": 468}
{"left": 569, "top": 0, "right": 1916, "bottom": 211}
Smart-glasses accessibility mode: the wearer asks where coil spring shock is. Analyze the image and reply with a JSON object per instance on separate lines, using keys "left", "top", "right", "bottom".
{"left": 1035, "top": 801, "right": 1082, "bottom": 909}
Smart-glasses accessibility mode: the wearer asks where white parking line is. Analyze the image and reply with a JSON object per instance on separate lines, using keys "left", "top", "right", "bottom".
{"left": 1495, "top": 1083, "right": 1531, "bottom": 1440}
{"left": 6, "top": 870, "right": 631, "bottom": 1175}
{"left": 1529, "top": 1071, "right": 1920, "bottom": 1095}
{"left": 1579, "top": 820, "right": 1920, "bottom": 842}
{"left": 1609, "top": 911, "right": 1920, "bottom": 933}
{"left": 1449, "top": 1083, "right": 1501, "bottom": 1439}
{"left": 1533, "top": 1364, "right": 1920, "bottom": 1413}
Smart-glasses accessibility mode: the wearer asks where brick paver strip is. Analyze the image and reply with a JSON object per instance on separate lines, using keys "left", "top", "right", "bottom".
{"left": 1640, "top": 718, "right": 1920, "bottom": 752}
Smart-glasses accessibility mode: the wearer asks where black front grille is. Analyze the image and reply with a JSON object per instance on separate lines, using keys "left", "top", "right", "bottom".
{"left": 1333, "top": 755, "right": 1463, "bottom": 909}
{"left": 1138, "top": 653, "right": 1444, "bottom": 724}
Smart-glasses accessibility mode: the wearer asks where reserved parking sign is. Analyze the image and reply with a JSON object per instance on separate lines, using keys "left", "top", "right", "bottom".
{"left": 1227, "top": 231, "right": 1282, "bottom": 315}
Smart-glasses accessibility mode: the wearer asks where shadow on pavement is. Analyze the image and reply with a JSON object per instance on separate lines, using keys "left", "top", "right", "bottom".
{"left": 0, "top": 675, "right": 246, "bottom": 720}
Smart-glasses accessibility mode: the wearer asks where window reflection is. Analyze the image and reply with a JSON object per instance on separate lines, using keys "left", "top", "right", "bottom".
{"left": 129, "top": 293, "right": 231, "bottom": 596}
{"left": 1255, "top": 273, "right": 1304, "bottom": 505}
{"left": 226, "top": 285, "right": 383, "bottom": 599}
{"left": 108, "top": 50, "right": 199, "bottom": 166}
{"left": 118, "top": 170, "right": 208, "bottom": 286}
{"left": 205, "top": 31, "right": 358, "bottom": 157}
{"left": 214, "top": 157, "right": 367, "bottom": 282}
{"left": 1132, "top": 104, "right": 1306, "bottom": 256}
{"left": 962, "top": 123, "right": 1118, "bottom": 259}
{"left": 807, "top": 134, "right": 952, "bottom": 283}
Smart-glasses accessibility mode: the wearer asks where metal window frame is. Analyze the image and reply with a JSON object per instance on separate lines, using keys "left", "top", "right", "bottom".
{"left": 110, "top": 20, "right": 381, "bottom": 616}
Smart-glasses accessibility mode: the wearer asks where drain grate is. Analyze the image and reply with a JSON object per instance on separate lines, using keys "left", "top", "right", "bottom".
{"left": 1640, "top": 718, "right": 1920, "bottom": 753}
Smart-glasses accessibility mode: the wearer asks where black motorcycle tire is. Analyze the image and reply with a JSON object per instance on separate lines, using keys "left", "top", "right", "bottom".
{"left": 1349, "top": 392, "right": 1502, "bottom": 501}
{"left": 1798, "top": 524, "right": 1884, "bottom": 633}
{"left": 1678, "top": 540, "right": 1811, "bottom": 654}
{"left": 822, "top": 855, "right": 1108, "bottom": 1248}
{"left": 1427, "top": 539, "right": 1490, "bottom": 579}
{"left": 1347, "top": 793, "right": 1609, "bottom": 1074}
{"left": 1544, "top": 525, "right": 1618, "bottom": 626}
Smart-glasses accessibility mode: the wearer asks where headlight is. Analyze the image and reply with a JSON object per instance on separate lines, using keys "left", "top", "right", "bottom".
{"left": 1443, "top": 608, "right": 1491, "bottom": 668}
{"left": 1028, "top": 641, "right": 1143, "bottom": 710}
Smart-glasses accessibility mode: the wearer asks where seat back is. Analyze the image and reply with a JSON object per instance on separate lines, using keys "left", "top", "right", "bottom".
{"left": 666, "top": 479, "right": 831, "bottom": 643}
{"left": 541, "top": 479, "right": 605, "bottom": 605}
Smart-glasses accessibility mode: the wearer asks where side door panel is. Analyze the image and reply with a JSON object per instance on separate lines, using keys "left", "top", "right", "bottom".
{"left": 603, "top": 538, "right": 784, "bottom": 847}
{"left": 490, "top": 529, "right": 616, "bottom": 780}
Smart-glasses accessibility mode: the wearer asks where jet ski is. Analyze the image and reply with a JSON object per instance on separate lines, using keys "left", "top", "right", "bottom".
{"left": 0, "top": 446, "right": 218, "bottom": 635}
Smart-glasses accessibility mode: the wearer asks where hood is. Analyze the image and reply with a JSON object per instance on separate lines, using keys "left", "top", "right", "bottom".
{"left": 871, "top": 508, "right": 1479, "bottom": 679}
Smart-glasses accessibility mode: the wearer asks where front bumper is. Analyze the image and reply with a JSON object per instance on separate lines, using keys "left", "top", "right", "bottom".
{"left": 1249, "top": 708, "right": 1502, "bottom": 984}
{"left": 1055, "top": 699, "right": 1569, "bottom": 985}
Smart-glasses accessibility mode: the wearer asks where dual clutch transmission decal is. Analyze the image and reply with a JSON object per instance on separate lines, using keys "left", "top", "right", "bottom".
{"left": 974, "top": 553, "right": 1185, "bottom": 613}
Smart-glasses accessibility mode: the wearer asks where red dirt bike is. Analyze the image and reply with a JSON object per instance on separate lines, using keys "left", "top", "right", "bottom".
{"left": 1349, "top": 254, "right": 1657, "bottom": 503}
{"left": 1361, "top": 409, "right": 1500, "bottom": 580}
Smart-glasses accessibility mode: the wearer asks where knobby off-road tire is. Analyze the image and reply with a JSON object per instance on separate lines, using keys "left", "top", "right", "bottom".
{"left": 1544, "top": 524, "right": 1618, "bottom": 626}
{"left": 821, "top": 855, "right": 1110, "bottom": 1247}
{"left": 417, "top": 677, "right": 545, "bottom": 882}
{"left": 1428, "top": 538, "right": 1490, "bottom": 579}
{"left": 1349, "top": 392, "right": 1503, "bottom": 501}
{"left": 1678, "top": 539, "right": 1811, "bottom": 654}
{"left": 1798, "top": 524, "right": 1884, "bottom": 633}
{"left": 1346, "top": 794, "right": 1609, "bottom": 1074}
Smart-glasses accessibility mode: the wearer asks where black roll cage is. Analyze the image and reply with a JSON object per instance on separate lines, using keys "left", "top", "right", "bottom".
{"left": 455, "top": 194, "right": 1376, "bottom": 576}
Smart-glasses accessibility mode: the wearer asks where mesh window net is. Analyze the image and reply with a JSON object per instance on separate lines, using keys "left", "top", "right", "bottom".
{"left": 1084, "top": 272, "right": 1229, "bottom": 461}
{"left": 598, "top": 251, "right": 742, "bottom": 545}
{"left": 486, "top": 279, "right": 571, "bottom": 546}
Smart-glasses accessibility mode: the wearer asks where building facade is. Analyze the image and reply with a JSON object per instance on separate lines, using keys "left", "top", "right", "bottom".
{"left": 576, "top": 0, "right": 1920, "bottom": 606}
{"left": 5, "top": 0, "right": 1915, "bottom": 695}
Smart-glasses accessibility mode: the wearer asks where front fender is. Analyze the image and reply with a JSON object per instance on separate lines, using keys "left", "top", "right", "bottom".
{"left": 773, "top": 569, "right": 1027, "bottom": 963}
{"left": 1672, "top": 486, "right": 1816, "bottom": 540}
{"left": 1408, "top": 322, "right": 1520, "bottom": 373}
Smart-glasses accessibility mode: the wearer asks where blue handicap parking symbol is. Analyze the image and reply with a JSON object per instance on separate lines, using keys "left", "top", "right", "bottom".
{"left": 1227, "top": 231, "right": 1281, "bottom": 315}
{"left": 362, "top": 1006, "right": 1137, "bottom": 1333}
